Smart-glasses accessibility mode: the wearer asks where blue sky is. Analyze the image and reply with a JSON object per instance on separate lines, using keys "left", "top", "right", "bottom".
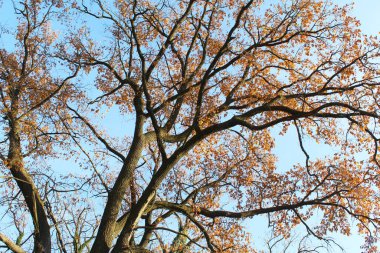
{"left": 350, "top": 0, "right": 380, "bottom": 35}
{"left": 1, "top": 0, "right": 380, "bottom": 252}
{"left": 249, "top": 1, "right": 380, "bottom": 252}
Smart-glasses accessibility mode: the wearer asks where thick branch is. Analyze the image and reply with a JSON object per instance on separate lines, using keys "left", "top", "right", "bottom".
{"left": 0, "top": 233, "right": 26, "bottom": 253}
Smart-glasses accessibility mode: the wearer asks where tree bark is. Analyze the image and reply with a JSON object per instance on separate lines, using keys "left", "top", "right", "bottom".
{"left": 7, "top": 92, "right": 51, "bottom": 253}
{"left": 8, "top": 164, "right": 52, "bottom": 253}
{"left": 0, "top": 233, "right": 26, "bottom": 253}
{"left": 90, "top": 98, "right": 146, "bottom": 253}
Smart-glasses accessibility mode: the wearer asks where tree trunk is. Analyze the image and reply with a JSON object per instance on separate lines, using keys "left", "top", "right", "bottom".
{"left": 7, "top": 101, "right": 51, "bottom": 253}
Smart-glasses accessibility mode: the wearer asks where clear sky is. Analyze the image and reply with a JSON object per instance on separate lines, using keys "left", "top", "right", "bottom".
{"left": 322, "top": 1, "right": 380, "bottom": 251}
{"left": 349, "top": 0, "right": 380, "bottom": 35}
{"left": 1, "top": 1, "right": 380, "bottom": 252}
{"left": 252, "top": 1, "right": 380, "bottom": 252}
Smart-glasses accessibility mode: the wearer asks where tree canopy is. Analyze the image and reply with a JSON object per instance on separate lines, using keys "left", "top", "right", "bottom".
{"left": 1, "top": 0, "right": 380, "bottom": 252}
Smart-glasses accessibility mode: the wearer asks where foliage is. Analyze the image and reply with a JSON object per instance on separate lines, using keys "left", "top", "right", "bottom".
{"left": 1, "top": 0, "right": 380, "bottom": 252}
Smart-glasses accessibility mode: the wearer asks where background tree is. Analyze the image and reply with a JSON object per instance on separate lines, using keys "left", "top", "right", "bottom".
{"left": 0, "top": 1, "right": 81, "bottom": 252}
{"left": 1, "top": 0, "right": 380, "bottom": 252}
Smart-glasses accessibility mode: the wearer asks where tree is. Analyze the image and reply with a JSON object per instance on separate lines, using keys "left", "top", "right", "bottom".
{"left": 1, "top": 0, "right": 380, "bottom": 252}
{"left": 0, "top": 1, "right": 79, "bottom": 252}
